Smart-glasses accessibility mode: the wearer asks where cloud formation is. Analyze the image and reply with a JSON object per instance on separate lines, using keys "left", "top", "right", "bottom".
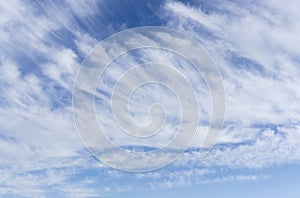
{"left": 1, "top": 0, "right": 300, "bottom": 197}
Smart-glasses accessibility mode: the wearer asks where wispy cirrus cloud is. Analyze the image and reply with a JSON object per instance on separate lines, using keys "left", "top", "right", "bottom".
{"left": 161, "top": 0, "right": 300, "bottom": 169}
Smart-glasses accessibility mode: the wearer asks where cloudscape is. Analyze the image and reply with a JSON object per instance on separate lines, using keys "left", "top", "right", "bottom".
{"left": 1, "top": 0, "right": 300, "bottom": 197}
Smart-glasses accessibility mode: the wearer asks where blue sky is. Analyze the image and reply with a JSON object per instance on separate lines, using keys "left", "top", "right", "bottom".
{"left": 113, "top": 164, "right": 300, "bottom": 198}
{"left": 1, "top": 0, "right": 300, "bottom": 197}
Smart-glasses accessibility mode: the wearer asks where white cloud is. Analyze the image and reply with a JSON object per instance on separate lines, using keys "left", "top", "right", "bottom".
{"left": 160, "top": 0, "right": 300, "bottom": 175}
{"left": 0, "top": 0, "right": 109, "bottom": 196}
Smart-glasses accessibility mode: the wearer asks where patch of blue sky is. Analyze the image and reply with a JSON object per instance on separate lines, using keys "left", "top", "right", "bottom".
{"left": 46, "top": 83, "right": 72, "bottom": 110}
{"left": 226, "top": 52, "right": 265, "bottom": 74}
{"left": 110, "top": 163, "right": 300, "bottom": 198}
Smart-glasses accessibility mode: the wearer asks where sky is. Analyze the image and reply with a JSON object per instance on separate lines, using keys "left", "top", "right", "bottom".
{"left": 0, "top": 0, "right": 300, "bottom": 197}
